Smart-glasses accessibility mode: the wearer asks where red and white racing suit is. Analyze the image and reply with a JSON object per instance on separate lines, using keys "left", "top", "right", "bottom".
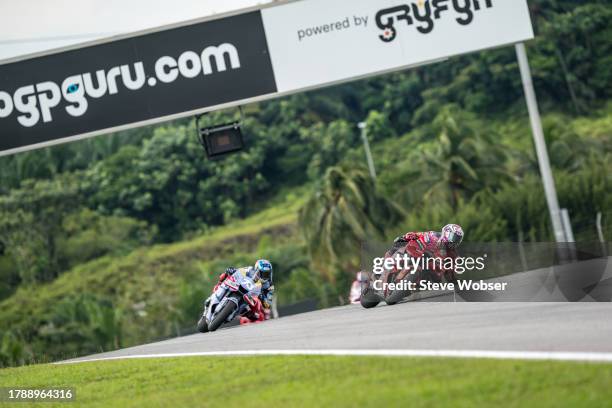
{"left": 388, "top": 231, "right": 458, "bottom": 280}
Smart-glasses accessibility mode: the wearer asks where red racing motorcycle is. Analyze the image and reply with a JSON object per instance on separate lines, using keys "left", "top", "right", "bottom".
{"left": 360, "top": 247, "right": 458, "bottom": 308}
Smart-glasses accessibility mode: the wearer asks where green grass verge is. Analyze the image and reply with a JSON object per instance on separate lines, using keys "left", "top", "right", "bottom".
{"left": 1, "top": 356, "right": 611, "bottom": 407}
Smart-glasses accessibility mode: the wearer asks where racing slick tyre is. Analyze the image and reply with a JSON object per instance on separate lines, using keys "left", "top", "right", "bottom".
{"left": 196, "top": 315, "right": 209, "bottom": 333}
{"left": 385, "top": 288, "right": 410, "bottom": 305}
{"left": 207, "top": 299, "right": 238, "bottom": 332}
{"left": 385, "top": 273, "right": 415, "bottom": 305}
{"left": 360, "top": 287, "right": 381, "bottom": 309}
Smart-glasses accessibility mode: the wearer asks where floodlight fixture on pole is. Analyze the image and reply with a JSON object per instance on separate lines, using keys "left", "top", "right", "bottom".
{"left": 195, "top": 107, "right": 246, "bottom": 159}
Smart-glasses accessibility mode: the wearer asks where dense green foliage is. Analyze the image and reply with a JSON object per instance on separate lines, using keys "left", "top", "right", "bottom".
{"left": 0, "top": 1, "right": 610, "bottom": 365}
{"left": 0, "top": 195, "right": 306, "bottom": 363}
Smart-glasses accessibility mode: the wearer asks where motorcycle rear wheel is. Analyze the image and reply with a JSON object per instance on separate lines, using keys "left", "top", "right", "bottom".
{"left": 385, "top": 272, "right": 414, "bottom": 305}
{"left": 360, "top": 287, "right": 381, "bottom": 309}
{"left": 385, "top": 288, "right": 411, "bottom": 305}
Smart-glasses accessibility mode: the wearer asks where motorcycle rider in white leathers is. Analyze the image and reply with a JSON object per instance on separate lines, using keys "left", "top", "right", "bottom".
{"left": 205, "top": 259, "right": 275, "bottom": 318}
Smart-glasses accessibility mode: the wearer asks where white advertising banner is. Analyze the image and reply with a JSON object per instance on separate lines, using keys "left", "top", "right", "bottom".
{"left": 262, "top": 0, "right": 534, "bottom": 93}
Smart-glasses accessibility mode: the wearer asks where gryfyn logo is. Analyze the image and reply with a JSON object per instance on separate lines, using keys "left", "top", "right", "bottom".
{"left": 0, "top": 43, "right": 241, "bottom": 128}
{"left": 375, "top": 0, "right": 493, "bottom": 43}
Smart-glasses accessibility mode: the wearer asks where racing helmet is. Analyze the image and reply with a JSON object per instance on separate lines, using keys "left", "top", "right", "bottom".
{"left": 254, "top": 259, "right": 273, "bottom": 282}
{"left": 440, "top": 224, "right": 464, "bottom": 249}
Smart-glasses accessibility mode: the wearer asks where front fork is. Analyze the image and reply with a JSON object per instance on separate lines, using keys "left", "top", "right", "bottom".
{"left": 205, "top": 285, "right": 229, "bottom": 320}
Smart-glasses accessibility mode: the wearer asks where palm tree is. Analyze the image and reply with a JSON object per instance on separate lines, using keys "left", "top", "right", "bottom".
{"left": 299, "top": 167, "right": 403, "bottom": 279}
{"left": 513, "top": 114, "right": 608, "bottom": 176}
{"left": 417, "top": 106, "right": 513, "bottom": 209}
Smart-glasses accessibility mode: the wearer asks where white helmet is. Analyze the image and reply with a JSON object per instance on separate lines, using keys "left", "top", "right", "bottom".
{"left": 440, "top": 224, "right": 464, "bottom": 248}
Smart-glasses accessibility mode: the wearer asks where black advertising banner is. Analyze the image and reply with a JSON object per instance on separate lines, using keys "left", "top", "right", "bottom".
{"left": 0, "top": 11, "right": 276, "bottom": 155}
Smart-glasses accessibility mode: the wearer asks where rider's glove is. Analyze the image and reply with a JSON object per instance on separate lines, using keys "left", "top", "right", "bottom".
{"left": 224, "top": 267, "right": 237, "bottom": 276}
{"left": 393, "top": 235, "right": 408, "bottom": 245}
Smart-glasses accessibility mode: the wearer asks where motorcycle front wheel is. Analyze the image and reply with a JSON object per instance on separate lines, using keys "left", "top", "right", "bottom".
{"left": 360, "top": 286, "right": 381, "bottom": 309}
{"left": 207, "top": 300, "right": 238, "bottom": 332}
{"left": 196, "top": 314, "right": 209, "bottom": 333}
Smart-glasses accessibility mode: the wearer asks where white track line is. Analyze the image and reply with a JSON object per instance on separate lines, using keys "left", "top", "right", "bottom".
{"left": 57, "top": 349, "right": 612, "bottom": 364}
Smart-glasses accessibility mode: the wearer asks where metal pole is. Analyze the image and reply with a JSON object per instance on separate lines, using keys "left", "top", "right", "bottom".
{"left": 560, "top": 208, "right": 576, "bottom": 261}
{"left": 596, "top": 212, "right": 605, "bottom": 244}
{"left": 596, "top": 212, "right": 607, "bottom": 256}
{"left": 515, "top": 43, "right": 566, "bottom": 243}
{"left": 358, "top": 122, "right": 377, "bottom": 180}
{"left": 560, "top": 209, "right": 575, "bottom": 243}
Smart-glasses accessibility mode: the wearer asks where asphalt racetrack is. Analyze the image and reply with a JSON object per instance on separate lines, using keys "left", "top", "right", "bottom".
{"left": 64, "top": 259, "right": 612, "bottom": 364}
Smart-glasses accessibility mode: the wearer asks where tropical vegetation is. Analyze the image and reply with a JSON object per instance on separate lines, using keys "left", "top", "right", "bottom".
{"left": 0, "top": 0, "right": 610, "bottom": 366}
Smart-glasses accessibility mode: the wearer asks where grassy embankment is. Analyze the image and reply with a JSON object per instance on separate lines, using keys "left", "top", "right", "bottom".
{"left": 1, "top": 356, "right": 611, "bottom": 407}
{"left": 0, "top": 188, "right": 308, "bottom": 361}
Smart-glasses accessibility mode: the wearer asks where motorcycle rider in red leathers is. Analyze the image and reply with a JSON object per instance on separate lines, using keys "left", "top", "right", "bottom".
{"left": 385, "top": 224, "right": 464, "bottom": 283}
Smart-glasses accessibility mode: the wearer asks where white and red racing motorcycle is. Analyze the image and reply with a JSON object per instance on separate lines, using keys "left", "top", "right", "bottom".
{"left": 197, "top": 268, "right": 264, "bottom": 333}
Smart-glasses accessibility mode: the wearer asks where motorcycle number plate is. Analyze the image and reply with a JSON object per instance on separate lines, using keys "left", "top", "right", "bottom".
{"left": 243, "top": 280, "right": 254, "bottom": 291}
